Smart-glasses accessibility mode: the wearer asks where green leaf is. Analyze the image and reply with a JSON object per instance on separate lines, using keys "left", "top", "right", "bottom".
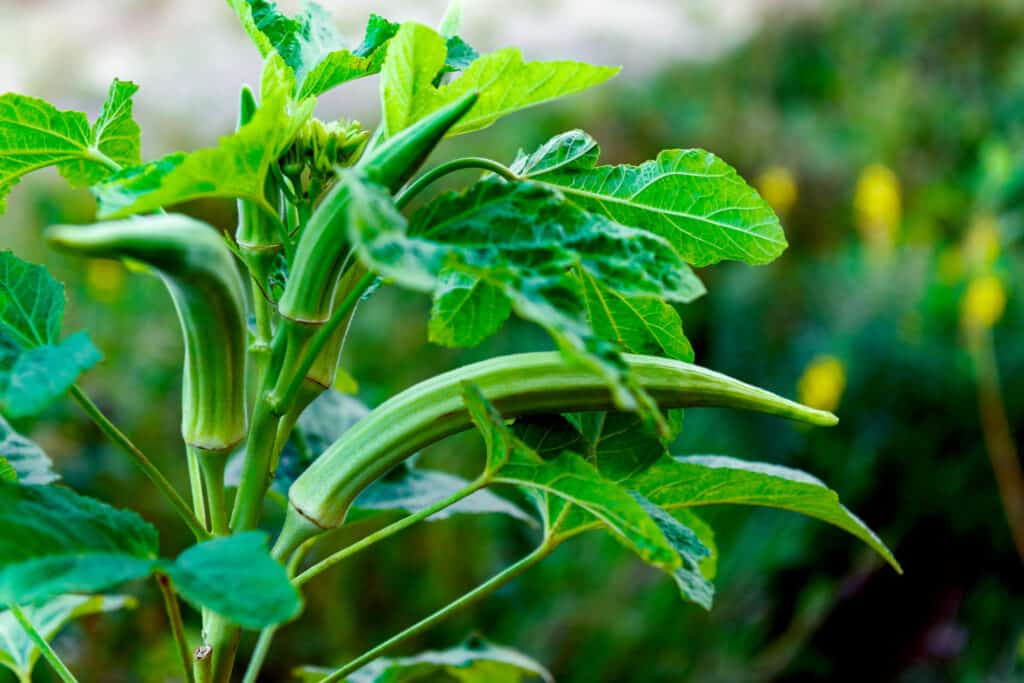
{"left": 299, "top": 15, "right": 401, "bottom": 98}
{"left": 0, "top": 417, "right": 58, "bottom": 485}
{"left": 428, "top": 271, "right": 511, "bottom": 348}
{"left": 351, "top": 463, "right": 534, "bottom": 525}
{"left": 93, "top": 55, "right": 314, "bottom": 217}
{"left": 626, "top": 454, "right": 901, "bottom": 572}
{"left": 0, "top": 483, "right": 159, "bottom": 606}
{"left": 0, "top": 79, "right": 141, "bottom": 213}
{"left": 514, "top": 130, "right": 787, "bottom": 266}
{"left": 166, "top": 532, "right": 302, "bottom": 629}
{"left": 438, "top": 0, "right": 464, "bottom": 37}
{"left": 634, "top": 495, "right": 713, "bottom": 609}
{"left": 577, "top": 268, "right": 697, "bottom": 362}
{"left": 0, "top": 251, "right": 102, "bottom": 418}
{"left": 381, "top": 23, "right": 618, "bottom": 137}
{"left": 346, "top": 172, "right": 694, "bottom": 421}
{"left": 0, "top": 332, "right": 102, "bottom": 418}
{"left": 463, "top": 385, "right": 678, "bottom": 571}
{"left": 0, "top": 594, "right": 133, "bottom": 678}
{"left": 0, "top": 456, "right": 13, "bottom": 483}
{"left": 296, "top": 635, "right": 553, "bottom": 683}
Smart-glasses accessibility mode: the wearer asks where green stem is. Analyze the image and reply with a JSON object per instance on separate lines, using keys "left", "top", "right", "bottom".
{"left": 317, "top": 543, "right": 553, "bottom": 683}
{"left": 157, "top": 573, "right": 196, "bottom": 683}
{"left": 197, "top": 451, "right": 230, "bottom": 536}
{"left": 187, "top": 446, "right": 209, "bottom": 532}
{"left": 8, "top": 604, "right": 79, "bottom": 683}
{"left": 395, "top": 157, "right": 519, "bottom": 210}
{"left": 70, "top": 385, "right": 210, "bottom": 541}
{"left": 294, "top": 478, "right": 486, "bottom": 587}
{"left": 241, "top": 541, "right": 312, "bottom": 683}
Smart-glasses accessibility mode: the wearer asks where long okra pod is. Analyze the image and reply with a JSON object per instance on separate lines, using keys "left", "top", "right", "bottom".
{"left": 277, "top": 352, "right": 837, "bottom": 552}
{"left": 47, "top": 216, "right": 248, "bottom": 454}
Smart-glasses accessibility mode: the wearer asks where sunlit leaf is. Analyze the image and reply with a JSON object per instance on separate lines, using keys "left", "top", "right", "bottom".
{"left": 297, "top": 635, "right": 553, "bottom": 682}
{"left": 0, "top": 594, "right": 134, "bottom": 679}
{"left": 166, "top": 532, "right": 302, "bottom": 629}
{"left": 381, "top": 23, "right": 618, "bottom": 137}
{"left": 93, "top": 55, "right": 314, "bottom": 217}
{"left": 0, "top": 456, "right": 13, "bottom": 483}
{"left": 515, "top": 130, "right": 787, "bottom": 266}
{"left": 0, "top": 80, "right": 140, "bottom": 213}
{"left": 346, "top": 171, "right": 694, "bottom": 420}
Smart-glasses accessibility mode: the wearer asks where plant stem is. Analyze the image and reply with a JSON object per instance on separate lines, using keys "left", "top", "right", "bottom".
{"left": 242, "top": 541, "right": 313, "bottom": 683}
{"left": 197, "top": 450, "right": 230, "bottom": 536}
{"left": 294, "top": 479, "right": 486, "bottom": 587}
{"left": 186, "top": 447, "right": 210, "bottom": 532}
{"left": 317, "top": 543, "right": 553, "bottom": 683}
{"left": 968, "top": 327, "right": 1024, "bottom": 562}
{"left": 157, "top": 573, "right": 196, "bottom": 683}
{"left": 8, "top": 604, "right": 79, "bottom": 683}
{"left": 70, "top": 385, "right": 210, "bottom": 541}
{"left": 395, "top": 157, "right": 519, "bottom": 210}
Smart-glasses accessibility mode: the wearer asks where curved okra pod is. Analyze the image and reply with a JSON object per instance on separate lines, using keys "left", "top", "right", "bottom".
{"left": 46, "top": 215, "right": 248, "bottom": 453}
{"left": 278, "top": 92, "right": 479, "bottom": 324}
{"left": 278, "top": 351, "right": 837, "bottom": 551}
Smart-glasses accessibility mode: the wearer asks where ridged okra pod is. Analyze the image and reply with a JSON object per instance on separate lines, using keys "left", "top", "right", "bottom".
{"left": 47, "top": 215, "right": 248, "bottom": 453}
{"left": 279, "top": 352, "right": 837, "bottom": 548}
{"left": 278, "top": 92, "right": 479, "bottom": 324}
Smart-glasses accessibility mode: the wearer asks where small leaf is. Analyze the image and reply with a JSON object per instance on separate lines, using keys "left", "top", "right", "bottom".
{"left": 299, "top": 15, "right": 401, "bottom": 98}
{"left": 381, "top": 23, "right": 618, "bottom": 137}
{"left": 296, "top": 635, "right": 553, "bottom": 683}
{"left": 165, "top": 532, "right": 302, "bottom": 629}
{"left": 0, "top": 79, "right": 141, "bottom": 213}
{"left": 0, "top": 483, "right": 159, "bottom": 605}
{"left": 0, "top": 251, "right": 102, "bottom": 418}
{"left": 0, "top": 416, "right": 58, "bottom": 484}
{"left": 515, "top": 130, "right": 787, "bottom": 266}
{"left": 463, "top": 385, "right": 678, "bottom": 570}
{"left": 634, "top": 494, "right": 713, "bottom": 609}
{"left": 93, "top": 55, "right": 314, "bottom": 217}
{"left": 351, "top": 464, "right": 533, "bottom": 524}
{"left": 428, "top": 270, "right": 511, "bottom": 348}
{"left": 626, "top": 454, "right": 901, "bottom": 572}
{"left": 0, "top": 594, "right": 133, "bottom": 679}
{"left": 0, "top": 331, "right": 102, "bottom": 418}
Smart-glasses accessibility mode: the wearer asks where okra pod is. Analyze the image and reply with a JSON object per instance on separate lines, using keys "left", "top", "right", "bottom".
{"left": 278, "top": 92, "right": 479, "bottom": 324}
{"left": 47, "top": 215, "right": 248, "bottom": 453}
{"left": 282, "top": 352, "right": 837, "bottom": 544}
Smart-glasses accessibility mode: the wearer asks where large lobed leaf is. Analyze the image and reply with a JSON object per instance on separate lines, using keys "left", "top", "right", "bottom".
{"left": 345, "top": 171, "right": 700, "bottom": 423}
{"left": 0, "top": 252, "right": 101, "bottom": 418}
{"left": 380, "top": 22, "right": 618, "bottom": 137}
{"left": 0, "top": 594, "right": 133, "bottom": 679}
{"left": 297, "top": 635, "right": 553, "bottom": 683}
{"left": 93, "top": 54, "right": 315, "bottom": 218}
{"left": 0, "top": 483, "right": 301, "bottom": 627}
{"left": 514, "top": 130, "right": 787, "bottom": 267}
{"left": 0, "top": 80, "right": 141, "bottom": 213}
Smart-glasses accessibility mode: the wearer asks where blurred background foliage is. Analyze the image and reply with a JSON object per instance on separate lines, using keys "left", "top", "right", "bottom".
{"left": 3, "top": 0, "right": 1024, "bottom": 681}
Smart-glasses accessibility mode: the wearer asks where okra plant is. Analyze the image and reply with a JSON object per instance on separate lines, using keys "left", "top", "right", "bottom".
{"left": 0, "top": 2, "right": 900, "bottom": 681}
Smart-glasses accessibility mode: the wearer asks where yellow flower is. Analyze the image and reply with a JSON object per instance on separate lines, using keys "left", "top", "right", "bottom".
{"left": 854, "top": 164, "right": 901, "bottom": 253}
{"left": 961, "top": 274, "right": 1007, "bottom": 331}
{"left": 798, "top": 355, "right": 846, "bottom": 413}
{"left": 756, "top": 166, "right": 798, "bottom": 216}
{"left": 85, "top": 258, "right": 126, "bottom": 303}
